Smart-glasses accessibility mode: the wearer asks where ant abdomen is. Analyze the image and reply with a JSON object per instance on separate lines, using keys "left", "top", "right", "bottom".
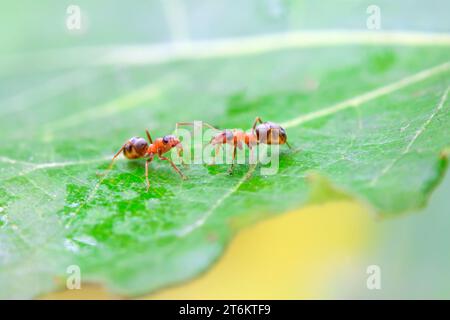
{"left": 123, "top": 137, "right": 148, "bottom": 159}
{"left": 255, "top": 122, "right": 288, "bottom": 145}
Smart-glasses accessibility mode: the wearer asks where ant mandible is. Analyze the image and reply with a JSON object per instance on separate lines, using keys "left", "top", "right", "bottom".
{"left": 176, "top": 117, "right": 291, "bottom": 173}
{"left": 109, "top": 129, "right": 187, "bottom": 190}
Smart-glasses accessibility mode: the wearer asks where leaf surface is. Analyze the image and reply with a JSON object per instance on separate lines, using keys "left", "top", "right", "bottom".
{"left": 1, "top": 0, "right": 450, "bottom": 298}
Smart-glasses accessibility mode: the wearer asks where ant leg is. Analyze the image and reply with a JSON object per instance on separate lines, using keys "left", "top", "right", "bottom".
{"left": 251, "top": 117, "right": 263, "bottom": 135}
{"left": 108, "top": 143, "right": 127, "bottom": 170}
{"left": 145, "top": 155, "right": 154, "bottom": 191}
{"left": 228, "top": 144, "right": 237, "bottom": 174}
{"left": 145, "top": 129, "right": 153, "bottom": 144}
{"left": 175, "top": 143, "right": 187, "bottom": 167}
{"left": 285, "top": 140, "right": 292, "bottom": 149}
{"left": 203, "top": 138, "right": 221, "bottom": 165}
{"left": 210, "top": 144, "right": 221, "bottom": 165}
{"left": 249, "top": 146, "right": 256, "bottom": 164}
{"left": 158, "top": 154, "right": 187, "bottom": 180}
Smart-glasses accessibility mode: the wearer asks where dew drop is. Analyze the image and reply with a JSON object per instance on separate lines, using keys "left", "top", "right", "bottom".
{"left": 67, "top": 202, "right": 79, "bottom": 208}
{"left": 0, "top": 214, "right": 8, "bottom": 225}
{"left": 64, "top": 238, "right": 80, "bottom": 252}
{"left": 73, "top": 235, "right": 97, "bottom": 247}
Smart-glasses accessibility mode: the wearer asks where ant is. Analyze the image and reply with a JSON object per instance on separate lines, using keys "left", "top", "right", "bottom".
{"left": 109, "top": 129, "right": 187, "bottom": 190}
{"left": 176, "top": 117, "right": 291, "bottom": 173}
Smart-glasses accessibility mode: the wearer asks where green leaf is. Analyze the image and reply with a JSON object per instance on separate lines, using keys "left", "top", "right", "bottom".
{"left": 1, "top": 0, "right": 450, "bottom": 298}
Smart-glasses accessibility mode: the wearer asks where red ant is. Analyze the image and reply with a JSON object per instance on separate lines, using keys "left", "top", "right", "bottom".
{"left": 109, "top": 129, "right": 186, "bottom": 190}
{"left": 176, "top": 117, "right": 291, "bottom": 173}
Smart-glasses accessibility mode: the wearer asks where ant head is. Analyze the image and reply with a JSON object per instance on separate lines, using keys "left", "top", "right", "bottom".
{"left": 162, "top": 135, "right": 181, "bottom": 147}
{"left": 210, "top": 130, "right": 233, "bottom": 145}
{"left": 123, "top": 137, "right": 148, "bottom": 159}
{"left": 256, "top": 122, "right": 288, "bottom": 145}
{"left": 245, "top": 132, "right": 258, "bottom": 147}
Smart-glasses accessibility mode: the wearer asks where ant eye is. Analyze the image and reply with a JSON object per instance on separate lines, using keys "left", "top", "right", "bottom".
{"left": 225, "top": 131, "right": 233, "bottom": 141}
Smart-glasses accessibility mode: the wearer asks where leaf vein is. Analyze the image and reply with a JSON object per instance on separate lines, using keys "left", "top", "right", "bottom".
{"left": 281, "top": 61, "right": 450, "bottom": 128}
{"left": 369, "top": 85, "right": 450, "bottom": 186}
{"left": 168, "top": 165, "right": 256, "bottom": 238}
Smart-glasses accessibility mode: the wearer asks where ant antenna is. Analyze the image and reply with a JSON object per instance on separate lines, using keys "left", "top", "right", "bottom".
{"left": 145, "top": 129, "right": 153, "bottom": 144}
{"left": 176, "top": 121, "right": 221, "bottom": 134}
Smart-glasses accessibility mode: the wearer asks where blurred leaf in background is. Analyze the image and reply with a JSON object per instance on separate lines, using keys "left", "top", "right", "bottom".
{"left": 0, "top": 0, "right": 449, "bottom": 298}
